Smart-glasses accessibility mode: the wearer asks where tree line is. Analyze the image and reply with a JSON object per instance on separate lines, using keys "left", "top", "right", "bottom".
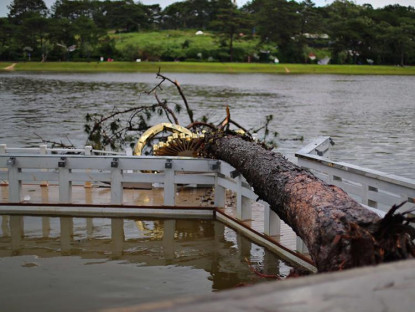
{"left": 1, "top": 0, "right": 414, "bottom": 65}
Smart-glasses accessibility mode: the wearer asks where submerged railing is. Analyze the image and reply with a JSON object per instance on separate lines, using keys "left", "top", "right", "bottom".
{"left": 0, "top": 145, "right": 298, "bottom": 265}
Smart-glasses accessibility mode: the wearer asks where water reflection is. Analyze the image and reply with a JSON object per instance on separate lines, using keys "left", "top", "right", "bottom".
{"left": 0, "top": 72, "right": 413, "bottom": 177}
{"left": 0, "top": 215, "right": 291, "bottom": 310}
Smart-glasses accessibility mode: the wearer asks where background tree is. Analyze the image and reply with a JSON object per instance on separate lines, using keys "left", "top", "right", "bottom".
{"left": 0, "top": 18, "right": 16, "bottom": 59}
{"left": 298, "top": 0, "right": 322, "bottom": 34}
{"left": 7, "top": 0, "right": 49, "bottom": 60}
{"left": 247, "top": 0, "right": 303, "bottom": 62}
{"left": 47, "top": 17, "right": 76, "bottom": 60}
{"left": 20, "top": 14, "right": 50, "bottom": 60}
{"left": 100, "top": 0, "right": 149, "bottom": 32}
{"left": 184, "top": 0, "right": 214, "bottom": 30}
{"left": 7, "top": 0, "right": 48, "bottom": 22}
{"left": 325, "top": 0, "right": 366, "bottom": 64}
{"left": 210, "top": 0, "right": 252, "bottom": 62}
{"left": 161, "top": 2, "right": 190, "bottom": 29}
{"left": 72, "top": 15, "right": 104, "bottom": 59}
{"left": 52, "top": 0, "right": 97, "bottom": 20}
{"left": 374, "top": 5, "right": 415, "bottom": 65}
{"left": 1, "top": 0, "right": 415, "bottom": 64}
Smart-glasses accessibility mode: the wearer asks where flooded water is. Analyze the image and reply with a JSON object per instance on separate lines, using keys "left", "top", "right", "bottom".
{"left": 0, "top": 215, "right": 290, "bottom": 311}
{"left": 0, "top": 72, "right": 414, "bottom": 177}
{"left": 0, "top": 71, "right": 413, "bottom": 309}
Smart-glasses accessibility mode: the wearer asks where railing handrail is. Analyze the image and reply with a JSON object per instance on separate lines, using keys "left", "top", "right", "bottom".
{"left": 0, "top": 144, "right": 125, "bottom": 156}
{"left": 296, "top": 137, "right": 415, "bottom": 214}
{"left": 0, "top": 153, "right": 258, "bottom": 205}
{"left": 295, "top": 137, "right": 415, "bottom": 190}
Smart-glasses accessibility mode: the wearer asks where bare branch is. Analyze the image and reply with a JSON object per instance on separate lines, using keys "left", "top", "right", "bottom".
{"left": 186, "top": 121, "right": 217, "bottom": 131}
{"left": 229, "top": 119, "right": 251, "bottom": 136}
{"left": 156, "top": 71, "right": 194, "bottom": 124}
{"left": 34, "top": 132, "right": 75, "bottom": 148}
{"left": 218, "top": 106, "right": 230, "bottom": 130}
{"left": 154, "top": 91, "right": 179, "bottom": 125}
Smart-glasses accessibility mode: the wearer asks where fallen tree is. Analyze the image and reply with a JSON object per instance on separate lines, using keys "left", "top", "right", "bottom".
{"left": 80, "top": 71, "right": 414, "bottom": 273}
{"left": 204, "top": 133, "right": 415, "bottom": 272}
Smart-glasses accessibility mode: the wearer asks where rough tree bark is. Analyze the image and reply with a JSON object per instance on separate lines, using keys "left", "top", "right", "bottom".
{"left": 205, "top": 133, "right": 415, "bottom": 272}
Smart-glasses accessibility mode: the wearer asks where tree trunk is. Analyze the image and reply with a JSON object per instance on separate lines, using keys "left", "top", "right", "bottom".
{"left": 229, "top": 33, "right": 234, "bottom": 62}
{"left": 206, "top": 134, "right": 414, "bottom": 272}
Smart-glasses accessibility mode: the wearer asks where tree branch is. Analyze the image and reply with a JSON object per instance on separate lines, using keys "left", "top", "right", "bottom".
{"left": 154, "top": 90, "right": 179, "bottom": 125}
{"left": 156, "top": 69, "right": 194, "bottom": 124}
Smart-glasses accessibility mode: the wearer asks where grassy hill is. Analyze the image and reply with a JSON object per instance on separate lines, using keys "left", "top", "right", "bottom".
{"left": 110, "top": 30, "right": 265, "bottom": 62}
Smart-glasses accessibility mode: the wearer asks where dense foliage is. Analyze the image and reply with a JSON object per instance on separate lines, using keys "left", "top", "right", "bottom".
{"left": 1, "top": 0, "right": 414, "bottom": 64}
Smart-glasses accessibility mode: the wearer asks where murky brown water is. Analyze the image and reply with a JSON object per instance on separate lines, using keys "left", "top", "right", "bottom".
{"left": 0, "top": 72, "right": 413, "bottom": 177}
{"left": 0, "top": 215, "right": 291, "bottom": 311}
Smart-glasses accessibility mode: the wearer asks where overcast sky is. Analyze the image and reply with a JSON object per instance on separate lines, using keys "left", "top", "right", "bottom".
{"left": 1, "top": 0, "right": 414, "bottom": 17}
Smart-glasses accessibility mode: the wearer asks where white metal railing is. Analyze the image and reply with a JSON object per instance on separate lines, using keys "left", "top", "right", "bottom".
{"left": 0, "top": 150, "right": 285, "bottom": 251}
{"left": 0, "top": 144, "right": 125, "bottom": 156}
{"left": 296, "top": 137, "right": 415, "bottom": 215}
{"left": 0, "top": 149, "right": 310, "bottom": 269}
{"left": 0, "top": 153, "right": 256, "bottom": 211}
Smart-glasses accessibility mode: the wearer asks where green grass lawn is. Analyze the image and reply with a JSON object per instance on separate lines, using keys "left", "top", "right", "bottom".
{"left": 1, "top": 61, "right": 415, "bottom": 75}
{"left": 112, "top": 29, "right": 219, "bottom": 53}
{"left": 111, "top": 29, "right": 260, "bottom": 61}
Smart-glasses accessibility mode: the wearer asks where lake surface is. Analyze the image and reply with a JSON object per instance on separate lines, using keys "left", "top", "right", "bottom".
{"left": 0, "top": 71, "right": 413, "bottom": 178}
{"left": 0, "top": 216, "right": 290, "bottom": 311}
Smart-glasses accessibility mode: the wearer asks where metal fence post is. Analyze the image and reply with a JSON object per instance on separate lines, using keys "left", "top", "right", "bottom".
{"left": 40, "top": 144, "right": 48, "bottom": 187}
{"left": 368, "top": 185, "right": 378, "bottom": 208}
{"left": 263, "top": 200, "right": 281, "bottom": 237}
{"left": 58, "top": 157, "right": 72, "bottom": 203}
{"left": 84, "top": 146, "right": 93, "bottom": 188}
{"left": 236, "top": 175, "right": 251, "bottom": 220}
{"left": 361, "top": 183, "right": 369, "bottom": 206}
{"left": 111, "top": 161, "right": 123, "bottom": 205}
{"left": 296, "top": 236, "right": 309, "bottom": 254}
{"left": 8, "top": 157, "right": 21, "bottom": 202}
{"left": 214, "top": 174, "right": 225, "bottom": 208}
{"left": 163, "top": 160, "right": 176, "bottom": 206}
{"left": 0, "top": 144, "right": 8, "bottom": 186}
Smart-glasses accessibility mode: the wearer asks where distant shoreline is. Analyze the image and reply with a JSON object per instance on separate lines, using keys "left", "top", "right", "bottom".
{"left": 1, "top": 61, "right": 415, "bottom": 75}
